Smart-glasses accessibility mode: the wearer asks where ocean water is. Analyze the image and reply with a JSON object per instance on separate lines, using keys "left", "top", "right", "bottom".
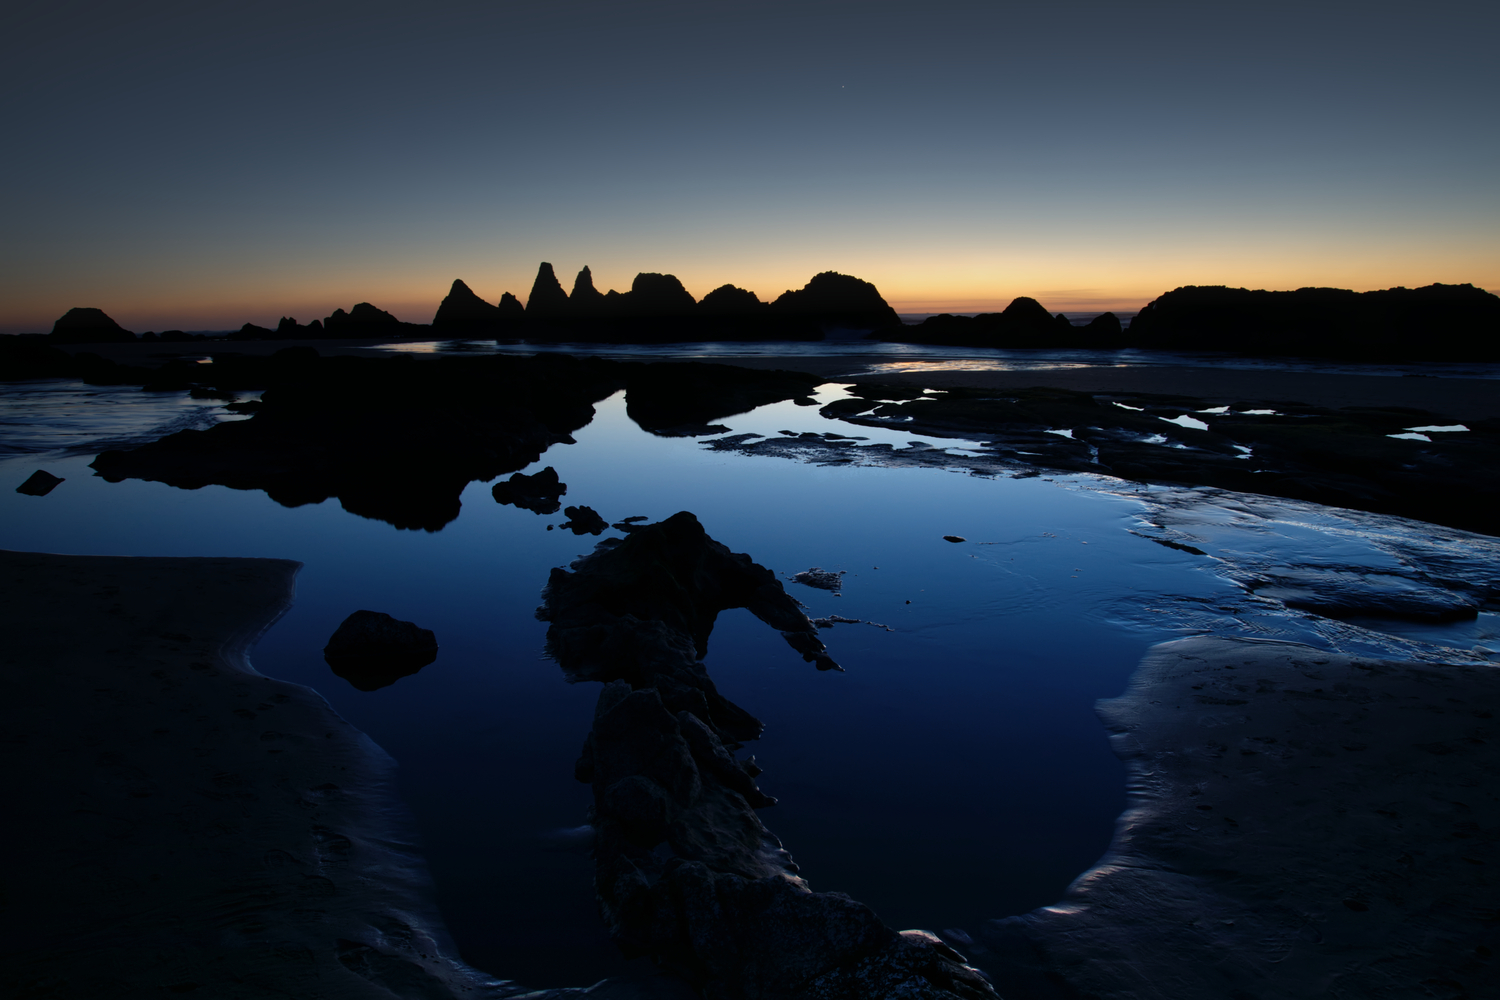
{"left": 2, "top": 370, "right": 1496, "bottom": 988}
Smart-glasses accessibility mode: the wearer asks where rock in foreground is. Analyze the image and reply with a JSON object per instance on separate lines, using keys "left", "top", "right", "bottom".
{"left": 538, "top": 512, "right": 995, "bottom": 999}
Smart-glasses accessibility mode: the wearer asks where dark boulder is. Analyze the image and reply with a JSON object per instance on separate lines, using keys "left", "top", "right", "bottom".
{"left": 16, "top": 470, "right": 65, "bottom": 496}
{"left": 323, "top": 610, "right": 438, "bottom": 691}
{"left": 526, "top": 262, "right": 571, "bottom": 318}
{"left": 48, "top": 307, "right": 135, "bottom": 344}
{"left": 491, "top": 466, "right": 567, "bottom": 515}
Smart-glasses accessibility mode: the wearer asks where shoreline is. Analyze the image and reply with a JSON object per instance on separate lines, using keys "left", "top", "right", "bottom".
{"left": 0, "top": 549, "right": 670, "bottom": 999}
{"left": 8, "top": 552, "right": 1493, "bottom": 997}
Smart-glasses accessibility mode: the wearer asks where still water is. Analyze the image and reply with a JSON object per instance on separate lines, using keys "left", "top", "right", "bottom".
{"left": 2, "top": 372, "right": 1495, "bottom": 988}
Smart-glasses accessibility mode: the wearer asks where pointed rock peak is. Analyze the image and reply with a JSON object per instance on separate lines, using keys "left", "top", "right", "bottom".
{"left": 527, "top": 262, "right": 570, "bottom": 316}
{"left": 434, "top": 278, "right": 500, "bottom": 326}
{"left": 572, "top": 265, "right": 600, "bottom": 298}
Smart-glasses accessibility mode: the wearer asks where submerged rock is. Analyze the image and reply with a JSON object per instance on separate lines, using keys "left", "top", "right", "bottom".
{"left": 492, "top": 466, "right": 567, "bottom": 515}
{"left": 323, "top": 610, "right": 438, "bottom": 691}
{"left": 16, "top": 470, "right": 64, "bottom": 496}
{"left": 792, "top": 567, "right": 845, "bottom": 593}
{"left": 537, "top": 513, "right": 993, "bottom": 998}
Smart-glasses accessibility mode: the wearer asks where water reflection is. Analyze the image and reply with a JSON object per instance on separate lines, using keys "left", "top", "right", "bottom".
{"left": 2, "top": 370, "right": 1497, "bottom": 988}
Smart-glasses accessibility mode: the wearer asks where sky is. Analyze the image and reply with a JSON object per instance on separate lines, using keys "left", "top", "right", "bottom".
{"left": 2, "top": 0, "right": 1496, "bottom": 333}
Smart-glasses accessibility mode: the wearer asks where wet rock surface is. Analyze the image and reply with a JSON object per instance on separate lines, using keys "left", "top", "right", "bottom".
{"left": 492, "top": 465, "right": 567, "bottom": 515}
{"left": 975, "top": 635, "right": 1500, "bottom": 999}
{"left": 324, "top": 610, "right": 439, "bottom": 691}
{"left": 537, "top": 512, "right": 995, "bottom": 999}
{"left": 84, "top": 355, "right": 823, "bottom": 530}
{"left": 706, "top": 382, "right": 1500, "bottom": 536}
{"left": 792, "top": 567, "right": 845, "bottom": 593}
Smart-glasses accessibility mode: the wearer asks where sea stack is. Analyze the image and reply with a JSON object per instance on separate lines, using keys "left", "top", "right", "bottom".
{"left": 48, "top": 307, "right": 135, "bottom": 344}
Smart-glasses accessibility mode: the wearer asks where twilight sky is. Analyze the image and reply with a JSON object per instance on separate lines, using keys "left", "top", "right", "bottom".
{"left": 2, "top": 0, "right": 1496, "bottom": 333}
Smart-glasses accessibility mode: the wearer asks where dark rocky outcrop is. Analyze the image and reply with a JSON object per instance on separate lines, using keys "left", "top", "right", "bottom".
{"left": 16, "top": 470, "right": 65, "bottom": 496}
{"left": 569, "top": 266, "right": 607, "bottom": 317}
{"left": 560, "top": 504, "right": 608, "bottom": 535}
{"left": 82, "top": 356, "right": 825, "bottom": 527}
{"left": 526, "top": 262, "right": 571, "bottom": 319}
{"left": 1125, "top": 283, "right": 1500, "bottom": 361}
{"left": 92, "top": 352, "right": 624, "bottom": 531}
{"left": 498, "top": 291, "right": 526, "bottom": 323}
{"left": 537, "top": 513, "right": 994, "bottom": 998}
{"left": 769, "top": 271, "right": 902, "bottom": 337}
{"left": 324, "top": 302, "right": 403, "bottom": 339}
{"left": 432, "top": 279, "right": 502, "bottom": 332}
{"left": 623, "top": 362, "right": 823, "bottom": 437}
{"left": 48, "top": 307, "right": 135, "bottom": 344}
{"left": 491, "top": 466, "right": 567, "bottom": 515}
{"left": 323, "top": 610, "right": 438, "bottom": 691}
{"left": 622, "top": 273, "right": 698, "bottom": 318}
{"left": 698, "top": 381, "right": 1500, "bottom": 536}
{"left": 699, "top": 284, "right": 763, "bottom": 317}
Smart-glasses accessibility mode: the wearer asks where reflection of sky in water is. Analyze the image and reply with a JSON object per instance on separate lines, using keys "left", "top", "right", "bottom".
{"left": 2, "top": 377, "right": 1496, "bottom": 987}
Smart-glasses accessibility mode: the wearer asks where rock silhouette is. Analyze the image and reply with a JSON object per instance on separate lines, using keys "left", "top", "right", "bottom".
{"left": 432, "top": 279, "right": 502, "bottom": 332}
{"left": 48, "top": 307, "right": 135, "bottom": 344}
{"left": 769, "top": 271, "right": 903, "bottom": 337}
{"left": 526, "top": 262, "right": 571, "bottom": 318}
{"left": 91, "top": 352, "right": 623, "bottom": 531}
{"left": 560, "top": 504, "right": 608, "bottom": 535}
{"left": 491, "top": 466, "right": 567, "bottom": 515}
{"left": 569, "top": 266, "right": 607, "bottom": 317}
{"left": 84, "top": 355, "right": 825, "bottom": 530}
{"left": 16, "top": 470, "right": 65, "bottom": 496}
{"left": 323, "top": 610, "right": 438, "bottom": 691}
{"left": 537, "top": 512, "right": 994, "bottom": 998}
{"left": 1127, "top": 283, "right": 1500, "bottom": 361}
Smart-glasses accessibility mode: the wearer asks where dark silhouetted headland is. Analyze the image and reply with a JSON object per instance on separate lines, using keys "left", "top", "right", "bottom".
{"left": 48, "top": 307, "right": 135, "bottom": 344}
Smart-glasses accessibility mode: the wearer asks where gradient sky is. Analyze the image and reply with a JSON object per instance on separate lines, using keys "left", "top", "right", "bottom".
{"left": 3, "top": 0, "right": 1496, "bottom": 333}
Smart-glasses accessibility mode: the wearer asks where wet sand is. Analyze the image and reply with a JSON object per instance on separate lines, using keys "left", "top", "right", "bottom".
{"left": 0, "top": 550, "right": 574, "bottom": 998}
{"left": 979, "top": 636, "right": 1500, "bottom": 998}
